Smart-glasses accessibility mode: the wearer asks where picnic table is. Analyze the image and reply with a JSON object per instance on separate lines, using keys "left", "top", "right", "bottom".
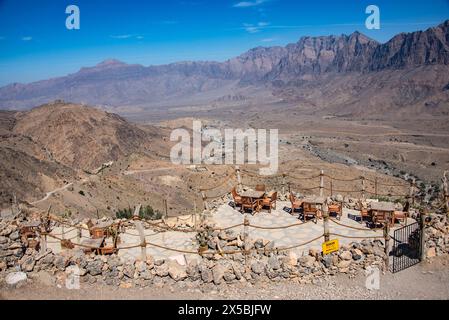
{"left": 240, "top": 190, "right": 265, "bottom": 199}
{"left": 80, "top": 237, "right": 105, "bottom": 254}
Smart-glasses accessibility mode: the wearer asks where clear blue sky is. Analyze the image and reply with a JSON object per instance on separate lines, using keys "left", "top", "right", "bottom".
{"left": 0, "top": 0, "right": 448, "bottom": 86}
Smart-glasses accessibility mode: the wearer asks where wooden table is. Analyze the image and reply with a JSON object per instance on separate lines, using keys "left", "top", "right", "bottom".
{"left": 80, "top": 237, "right": 105, "bottom": 254}
{"left": 241, "top": 190, "right": 265, "bottom": 199}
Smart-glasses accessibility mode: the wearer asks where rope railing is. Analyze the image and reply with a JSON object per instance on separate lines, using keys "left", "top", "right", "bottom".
{"left": 328, "top": 218, "right": 384, "bottom": 231}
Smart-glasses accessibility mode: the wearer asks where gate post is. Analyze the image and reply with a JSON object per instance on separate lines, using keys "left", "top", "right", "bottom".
{"left": 383, "top": 221, "right": 390, "bottom": 270}
{"left": 323, "top": 206, "right": 330, "bottom": 242}
{"left": 235, "top": 165, "right": 243, "bottom": 193}
{"left": 420, "top": 209, "right": 427, "bottom": 261}
{"left": 132, "top": 204, "right": 146, "bottom": 261}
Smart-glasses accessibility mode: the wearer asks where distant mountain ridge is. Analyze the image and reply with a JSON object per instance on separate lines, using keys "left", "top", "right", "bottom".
{"left": 0, "top": 20, "right": 448, "bottom": 111}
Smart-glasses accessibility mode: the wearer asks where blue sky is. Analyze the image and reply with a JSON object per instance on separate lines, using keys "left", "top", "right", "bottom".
{"left": 0, "top": 0, "right": 448, "bottom": 86}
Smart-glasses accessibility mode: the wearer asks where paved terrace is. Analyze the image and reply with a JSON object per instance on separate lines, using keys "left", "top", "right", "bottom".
{"left": 47, "top": 201, "right": 416, "bottom": 262}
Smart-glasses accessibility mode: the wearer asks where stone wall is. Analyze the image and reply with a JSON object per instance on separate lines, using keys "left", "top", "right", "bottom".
{"left": 1, "top": 213, "right": 448, "bottom": 288}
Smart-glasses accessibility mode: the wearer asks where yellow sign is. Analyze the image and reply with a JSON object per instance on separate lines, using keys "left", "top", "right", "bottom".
{"left": 322, "top": 239, "right": 339, "bottom": 255}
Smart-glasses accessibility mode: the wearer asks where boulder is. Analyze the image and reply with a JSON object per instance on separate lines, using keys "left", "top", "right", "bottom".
{"left": 167, "top": 261, "right": 188, "bottom": 281}
{"left": 135, "top": 260, "right": 147, "bottom": 273}
{"left": 186, "top": 261, "right": 201, "bottom": 281}
{"left": 9, "top": 231, "right": 20, "bottom": 241}
{"left": 86, "top": 260, "right": 103, "bottom": 276}
{"left": 268, "top": 255, "right": 281, "bottom": 270}
{"left": 337, "top": 260, "right": 351, "bottom": 269}
{"left": 251, "top": 261, "right": 265, "bottom": 275}
{"left": 21, "top": 256, "right": 36, "bottom": 272}
{"left": 5, "top": 272, "right": 27, "bottom": 286}
{"left": 54, "top": 256, "right": 68, "bottom": 271}
{"left": 168, "top": 254, "right": 187, "bottom": 266}
{"left": 200, "top": 265, "right": 213, "bottom": 283}
{"left": 340, "top": 251, "right": 352, "bottom": 261}
{"left": 298, "top": 255, "right": 315, "bottom": 268}
{"left": 352, "top": 249, "right": 363, "bottom": 261}
{"left": 154, "top": 263, "right": 169, "bottom": 277}
{"left": 212, "top": 264, "right": 226, "bottom": 285}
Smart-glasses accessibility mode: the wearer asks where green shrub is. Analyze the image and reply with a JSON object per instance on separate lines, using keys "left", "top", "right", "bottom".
{"left": 115, "top": 205, "right": 162, "bottom": 220}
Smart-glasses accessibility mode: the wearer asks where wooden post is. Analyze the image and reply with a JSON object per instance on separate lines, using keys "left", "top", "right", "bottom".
{"left": 164, "top": 199, "right": 168, "bottom": 219}
{"left": 375, "top": 177, "right": 378, "bottom": 199}
{"left": 201, "top": 191, "right": 209, "bottom": 211}
{"left": 383, "top": 221, "right": 390, "bottom": 269}
{"left": 132, "top": 204, "right": 146, "bottom": 261}
{"left": 420, "top": 210, "right": 427, "bottom": 261}
{"left": 330, "top": 181, "right": 333, "bottom": 197}
{"left": 361, "top": 176, "right": 366, "bottom": 201}
{"left": 243, "top": 214, "right": 249, "bottom": 267}
{"left": 235, "top": 165, "right": 243, "bottom": 193}
{"left": 40, "top": 232, "right": 47, "bottom": 253}
{"left": 323, "top": 206, "right": 330, "bottom": 242}
{"left": 319, "top": 170, "right": 324, "bottom": 197}
{"left": 282, "top": 173, "right": 286, "bottom": 198}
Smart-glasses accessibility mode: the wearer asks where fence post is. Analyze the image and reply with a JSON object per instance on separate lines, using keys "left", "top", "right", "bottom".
{"left": 330, "top": 181, "right": 333, "bottom": 197}
{"left": 319, "top": 170, "right": 324, "bottom": 197}
{"left": 40, "top": 232, "right": 47, "bottom": 253}
{"left": 243, "top": 214, "right": 250, "bottom": 268}
{"left": 420, "top": 209, "right": 427, "bottom": 261}
{"left": 235, "top": 165, "right": 243, "bottom": 193}
{"left": 164, "top": 199, "right": 169, "bottom": 219}
{"left": 323, "top": 205, "right": 330, "bottom": 242}
{"left": 132, "top": 204, "right": 146, "bottom": 261}
{"left": 361, "top": 176, "right": 366, "bottom": 201}
{"left": 383, "top": 221, "right": 390, "bottom": 270}
{"left": 201, "top": 191, "right": 209, "bottom": 212}
{"left": 282, "top": 173, "right": 286, "bottom": 198}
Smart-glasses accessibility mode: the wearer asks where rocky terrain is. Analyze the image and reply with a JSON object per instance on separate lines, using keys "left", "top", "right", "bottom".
{"left": 0, "top": 20, "right": 448, "bottom": 119}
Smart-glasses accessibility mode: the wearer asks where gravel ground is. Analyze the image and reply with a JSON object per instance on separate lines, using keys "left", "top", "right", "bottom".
{"left": 1, "top": 256, "right": 449, "bottom": 300}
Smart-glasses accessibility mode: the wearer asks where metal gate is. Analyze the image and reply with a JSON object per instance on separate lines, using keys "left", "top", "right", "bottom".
{"left": 391, "top": 222, "right": 422, "bottom": 273}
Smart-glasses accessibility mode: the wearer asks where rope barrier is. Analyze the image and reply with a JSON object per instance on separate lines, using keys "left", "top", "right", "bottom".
{"left": 329, "top": 232, "right": 384, "bottom": 239}
{"left": 328, "top": 218, "right": 384, "bottom": 231}
{"left": 323, "top": 175, "right": 360, "bottom": 182}
{"left": 248, "top": 219, "right": 312, "bottom": 230}
{"left": 285, "top": 174, "right": 321, "bottom": 181}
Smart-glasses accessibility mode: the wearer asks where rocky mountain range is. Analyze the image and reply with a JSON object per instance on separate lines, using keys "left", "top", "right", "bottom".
{"left": 0, "top": 20, "right": 448, "bottom": 115}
